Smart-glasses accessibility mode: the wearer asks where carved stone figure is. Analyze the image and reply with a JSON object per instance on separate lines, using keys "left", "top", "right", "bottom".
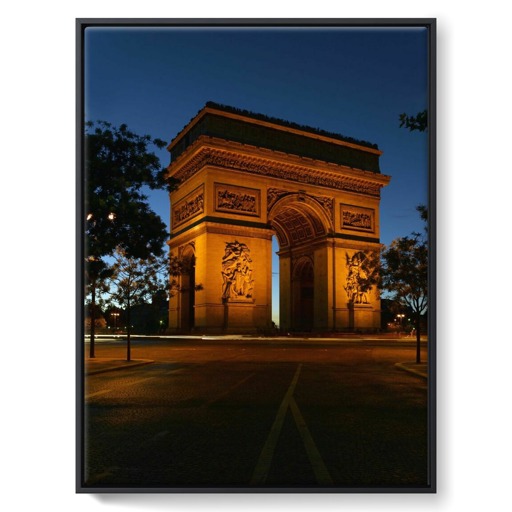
{"left": 267, "top": 188, "right": 290, "bottom": 212}
{"left": 312, "top": 195, "right": 334, "bottom": 222}
{"left": 221, "top": 241, "right": 255, "bottom": 300}
{"left": 345, "top": 252, "right": 370, "bottom": 304}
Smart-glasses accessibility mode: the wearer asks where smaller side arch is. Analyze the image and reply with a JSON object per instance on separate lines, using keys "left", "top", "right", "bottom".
{"left": 178, "top": 243, "right": 196, "bottom": 331}
{"left": 291, "top": 255, "right": 315, "bottom": 331}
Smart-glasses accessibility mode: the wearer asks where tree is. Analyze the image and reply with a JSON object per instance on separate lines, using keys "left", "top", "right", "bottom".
{"left": 84, "top": 121, "right": 175, "bottom": 357}
{"left": 381, "top": 207, "right": 428, "bottom": 363}
{"left": 106, "top": 248, "right": 169, "bottom": 361}
{"left": 399, "top": 110, "right": 428, "bottom": 132}
{"left": 84, "top": 120, "right": 173, "bottom": 258}
{"left": 85, "top": 257, "right": 112, "bottom": 356}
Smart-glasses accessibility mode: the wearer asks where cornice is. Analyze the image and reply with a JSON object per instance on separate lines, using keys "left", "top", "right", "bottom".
{"left": 167, "top": 137, "right": 391, "bottom": 197}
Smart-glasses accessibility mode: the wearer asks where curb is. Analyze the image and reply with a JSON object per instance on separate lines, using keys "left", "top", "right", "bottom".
{"left": 395, "top": 362, "right": 428, "bottom": 380}
{"left": 85, "top": 359, "right": 154, "bottom": 376}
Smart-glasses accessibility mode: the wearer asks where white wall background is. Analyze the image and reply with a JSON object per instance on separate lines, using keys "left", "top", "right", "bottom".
{"left": 1, "top": 2, "right": 508, "bottom": 510}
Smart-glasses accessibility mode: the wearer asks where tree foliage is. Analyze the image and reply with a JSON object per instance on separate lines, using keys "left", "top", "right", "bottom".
{"left": 381, "top": 235, "right": 428, "bottom": 316}
{"left": 399, "top": 110, "right": 428, "bottom": 132}
{"left": 380, "top": 206, "right": 428, "bottom": 362}
{"left": 84, "top": 120, "right": 175, "bottom": 260}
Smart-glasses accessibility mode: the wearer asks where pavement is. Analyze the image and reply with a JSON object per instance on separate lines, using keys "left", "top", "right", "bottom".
{"left": 83, "top": 335, "right": 429, "bottom": 379}
{"left": 85, "top": 358, "right": 154, "bottom": 376}
{"left": 394, "top": 362, "right": 428, "bottom": 379}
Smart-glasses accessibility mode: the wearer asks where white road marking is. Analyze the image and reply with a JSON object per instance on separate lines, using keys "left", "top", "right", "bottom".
{"left": 289, "top": 397, "right": 333, "bottom": 484}
{"left": 250, "top": 363, "right": 333, "bottom": 485}
{"left": 85, "top": 368, "right": 185, "bottom": 400}
{"left": 250, "top": 364, "right": 302, "bottom": 485}
{"left": 85, "top": 389, "right": 113, "bottom": 399}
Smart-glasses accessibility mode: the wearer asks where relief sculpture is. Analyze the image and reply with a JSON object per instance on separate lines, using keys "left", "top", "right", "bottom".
{"left": 173, "top": 188, "right": 204, "bottom": 227}
{"left": 312, "top": 195, "right": 334, "bottom": 223}
{"left": 343, "top": 210, "right": 372, "bottom": 229}
{"left": 267, "top": 188, "right": 290, "bottom": 213}
{"left": 341, "top": 205, "right": 374, "bottom": 232}
{"left": 221, "top": 240, "right": 255, "bottom": 301}
{"left": 215, "top": 185, "right": 259, "bottom": 216}
{"left": 345, "top": 252, "right": 370, "bottom": 304}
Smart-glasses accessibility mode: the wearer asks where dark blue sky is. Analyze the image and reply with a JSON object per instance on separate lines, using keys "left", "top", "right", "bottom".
{"left": 85, "top": 25, "right": 429, "bottom": 323}
{"left": 85, "top": 26, "right": 429, "bottom": 247}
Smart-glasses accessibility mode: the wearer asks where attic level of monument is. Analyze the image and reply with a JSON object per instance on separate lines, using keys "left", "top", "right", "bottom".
{"left": 168, "top": 102, "right": 383, "bottom": 173}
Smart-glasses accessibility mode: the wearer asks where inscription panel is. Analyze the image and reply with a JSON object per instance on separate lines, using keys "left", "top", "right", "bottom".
{"left": 214, "top": 183, "right": 261, "bottom": 217}
{"left": 340, "top": 204, "right": 375, "bottom": 233}
{"left": 172, "top": 185, "right": 204, "bottom": 229}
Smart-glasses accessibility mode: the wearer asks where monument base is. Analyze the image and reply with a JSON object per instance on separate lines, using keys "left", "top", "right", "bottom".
{"left": 348, "top": 303, "right": 376, "bottom": 331}
{"left": 221, "top": 300, "right": 269, "bottom": 333}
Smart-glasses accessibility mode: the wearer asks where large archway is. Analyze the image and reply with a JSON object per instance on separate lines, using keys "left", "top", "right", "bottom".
{"left": 166, "top": 103, "right": 390, "bottom": 333}
{"left": 268, "top": 193, "right": 333, "bottom": 332}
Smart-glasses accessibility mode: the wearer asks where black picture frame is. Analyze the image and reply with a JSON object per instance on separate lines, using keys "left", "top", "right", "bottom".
{"left": 77, "top": 18, "right": 436, "bottom": 493}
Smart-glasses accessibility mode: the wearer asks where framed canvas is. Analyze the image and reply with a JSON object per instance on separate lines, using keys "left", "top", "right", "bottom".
{"left": 77, "top": 18, "right": 436, "bottom": 493}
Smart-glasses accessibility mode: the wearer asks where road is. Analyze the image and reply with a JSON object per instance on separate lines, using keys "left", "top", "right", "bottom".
{"left": 82, "top": 339, "right": 430, "bottom": 489}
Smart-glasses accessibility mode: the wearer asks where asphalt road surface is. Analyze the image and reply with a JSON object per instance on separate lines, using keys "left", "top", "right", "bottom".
{"left": 82, "top": 339, "right": 429, "bottom": 490}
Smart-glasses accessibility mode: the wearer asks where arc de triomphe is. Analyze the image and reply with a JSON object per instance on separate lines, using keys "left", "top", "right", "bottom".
{"left": 166, "top": 103, "right": 390, "bottom": 333}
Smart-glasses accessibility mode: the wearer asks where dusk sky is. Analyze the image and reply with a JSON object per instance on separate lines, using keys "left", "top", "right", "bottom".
{"left": 84, "top": 25, "right": 429, "bottom": 322}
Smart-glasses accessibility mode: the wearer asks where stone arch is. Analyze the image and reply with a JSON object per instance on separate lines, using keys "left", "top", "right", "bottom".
{"left": 268, "top": 194, "right": 333, "bottom": 331}
{"left": 178, "top": 243, "right": 196, "bottom": 331}
{"left": 291, "top": 255, "right": 315, "bottom": 331}
{"left": 267, "top": 193, "right": 333, "bottom": 249}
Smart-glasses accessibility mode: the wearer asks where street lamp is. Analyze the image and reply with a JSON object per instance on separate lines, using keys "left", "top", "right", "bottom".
{"left": 111, "top": 311, "right": 120, "bottom": 331}
{"left": 396, "top": 313, "right": 405, "bottom": 334}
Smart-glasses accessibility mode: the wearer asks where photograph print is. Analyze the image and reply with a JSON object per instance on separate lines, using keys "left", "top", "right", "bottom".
{"left": 78, "top": 18, "right": 435, "bottom": 492}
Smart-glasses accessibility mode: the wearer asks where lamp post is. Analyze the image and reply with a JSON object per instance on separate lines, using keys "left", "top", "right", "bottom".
{"left": 396, "top": 313, "right": 405, "bottom": 335}
{"left": 111, "top": 311, "right": 120, "bottom": 331}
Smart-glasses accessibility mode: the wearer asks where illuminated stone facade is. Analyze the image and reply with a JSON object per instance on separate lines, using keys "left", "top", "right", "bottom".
{"left": 166, "top": 103, "right": 390, "bottom": 333}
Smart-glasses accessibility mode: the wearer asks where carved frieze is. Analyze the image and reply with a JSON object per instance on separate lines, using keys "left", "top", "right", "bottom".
{"left": 340, "top": 204, "right": 375, "bottom": 232}
{"left": 172, "top": 147, "right": 383, "bottom": 197}
{"left": 221, "top": 240, "right": 255, "bottom": 301}
{"left": 215, "top": 183, "right": 260, "bottom": 217}
{"left": 172, "top": 185, "right": 204, "bottom": 228}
